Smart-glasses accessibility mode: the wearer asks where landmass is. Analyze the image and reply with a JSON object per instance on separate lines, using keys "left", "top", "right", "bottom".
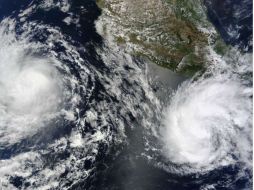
{"left": 96, "top": 0, "right": 228, "bottom": 75}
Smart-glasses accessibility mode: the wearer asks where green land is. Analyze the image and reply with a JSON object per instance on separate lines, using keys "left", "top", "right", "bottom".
{"left": 96, "top": 0, "right": 228, "bottom": 76}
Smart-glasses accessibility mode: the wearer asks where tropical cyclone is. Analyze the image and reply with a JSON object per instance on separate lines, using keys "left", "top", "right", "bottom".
{"left": 96, "top": 0, "right": 226, "bottom": 75}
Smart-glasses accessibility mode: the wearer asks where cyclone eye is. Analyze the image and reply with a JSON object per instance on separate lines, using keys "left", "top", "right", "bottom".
{"left": 7, "top": 62, "right": 61, "bottom": 115}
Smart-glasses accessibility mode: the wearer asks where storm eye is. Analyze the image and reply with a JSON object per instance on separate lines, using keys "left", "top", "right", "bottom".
{"left": 7, "top": 62, "right": 61, "bottom": 115}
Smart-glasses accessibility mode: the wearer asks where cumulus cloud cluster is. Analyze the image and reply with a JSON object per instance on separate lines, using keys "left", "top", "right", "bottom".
{"left": 0, "top": 28, "right": 62, "bottom": 145}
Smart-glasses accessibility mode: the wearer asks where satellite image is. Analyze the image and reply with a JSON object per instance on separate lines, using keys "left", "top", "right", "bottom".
{"left": 0, "top": 0, "right": 252, "bottom": 189}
